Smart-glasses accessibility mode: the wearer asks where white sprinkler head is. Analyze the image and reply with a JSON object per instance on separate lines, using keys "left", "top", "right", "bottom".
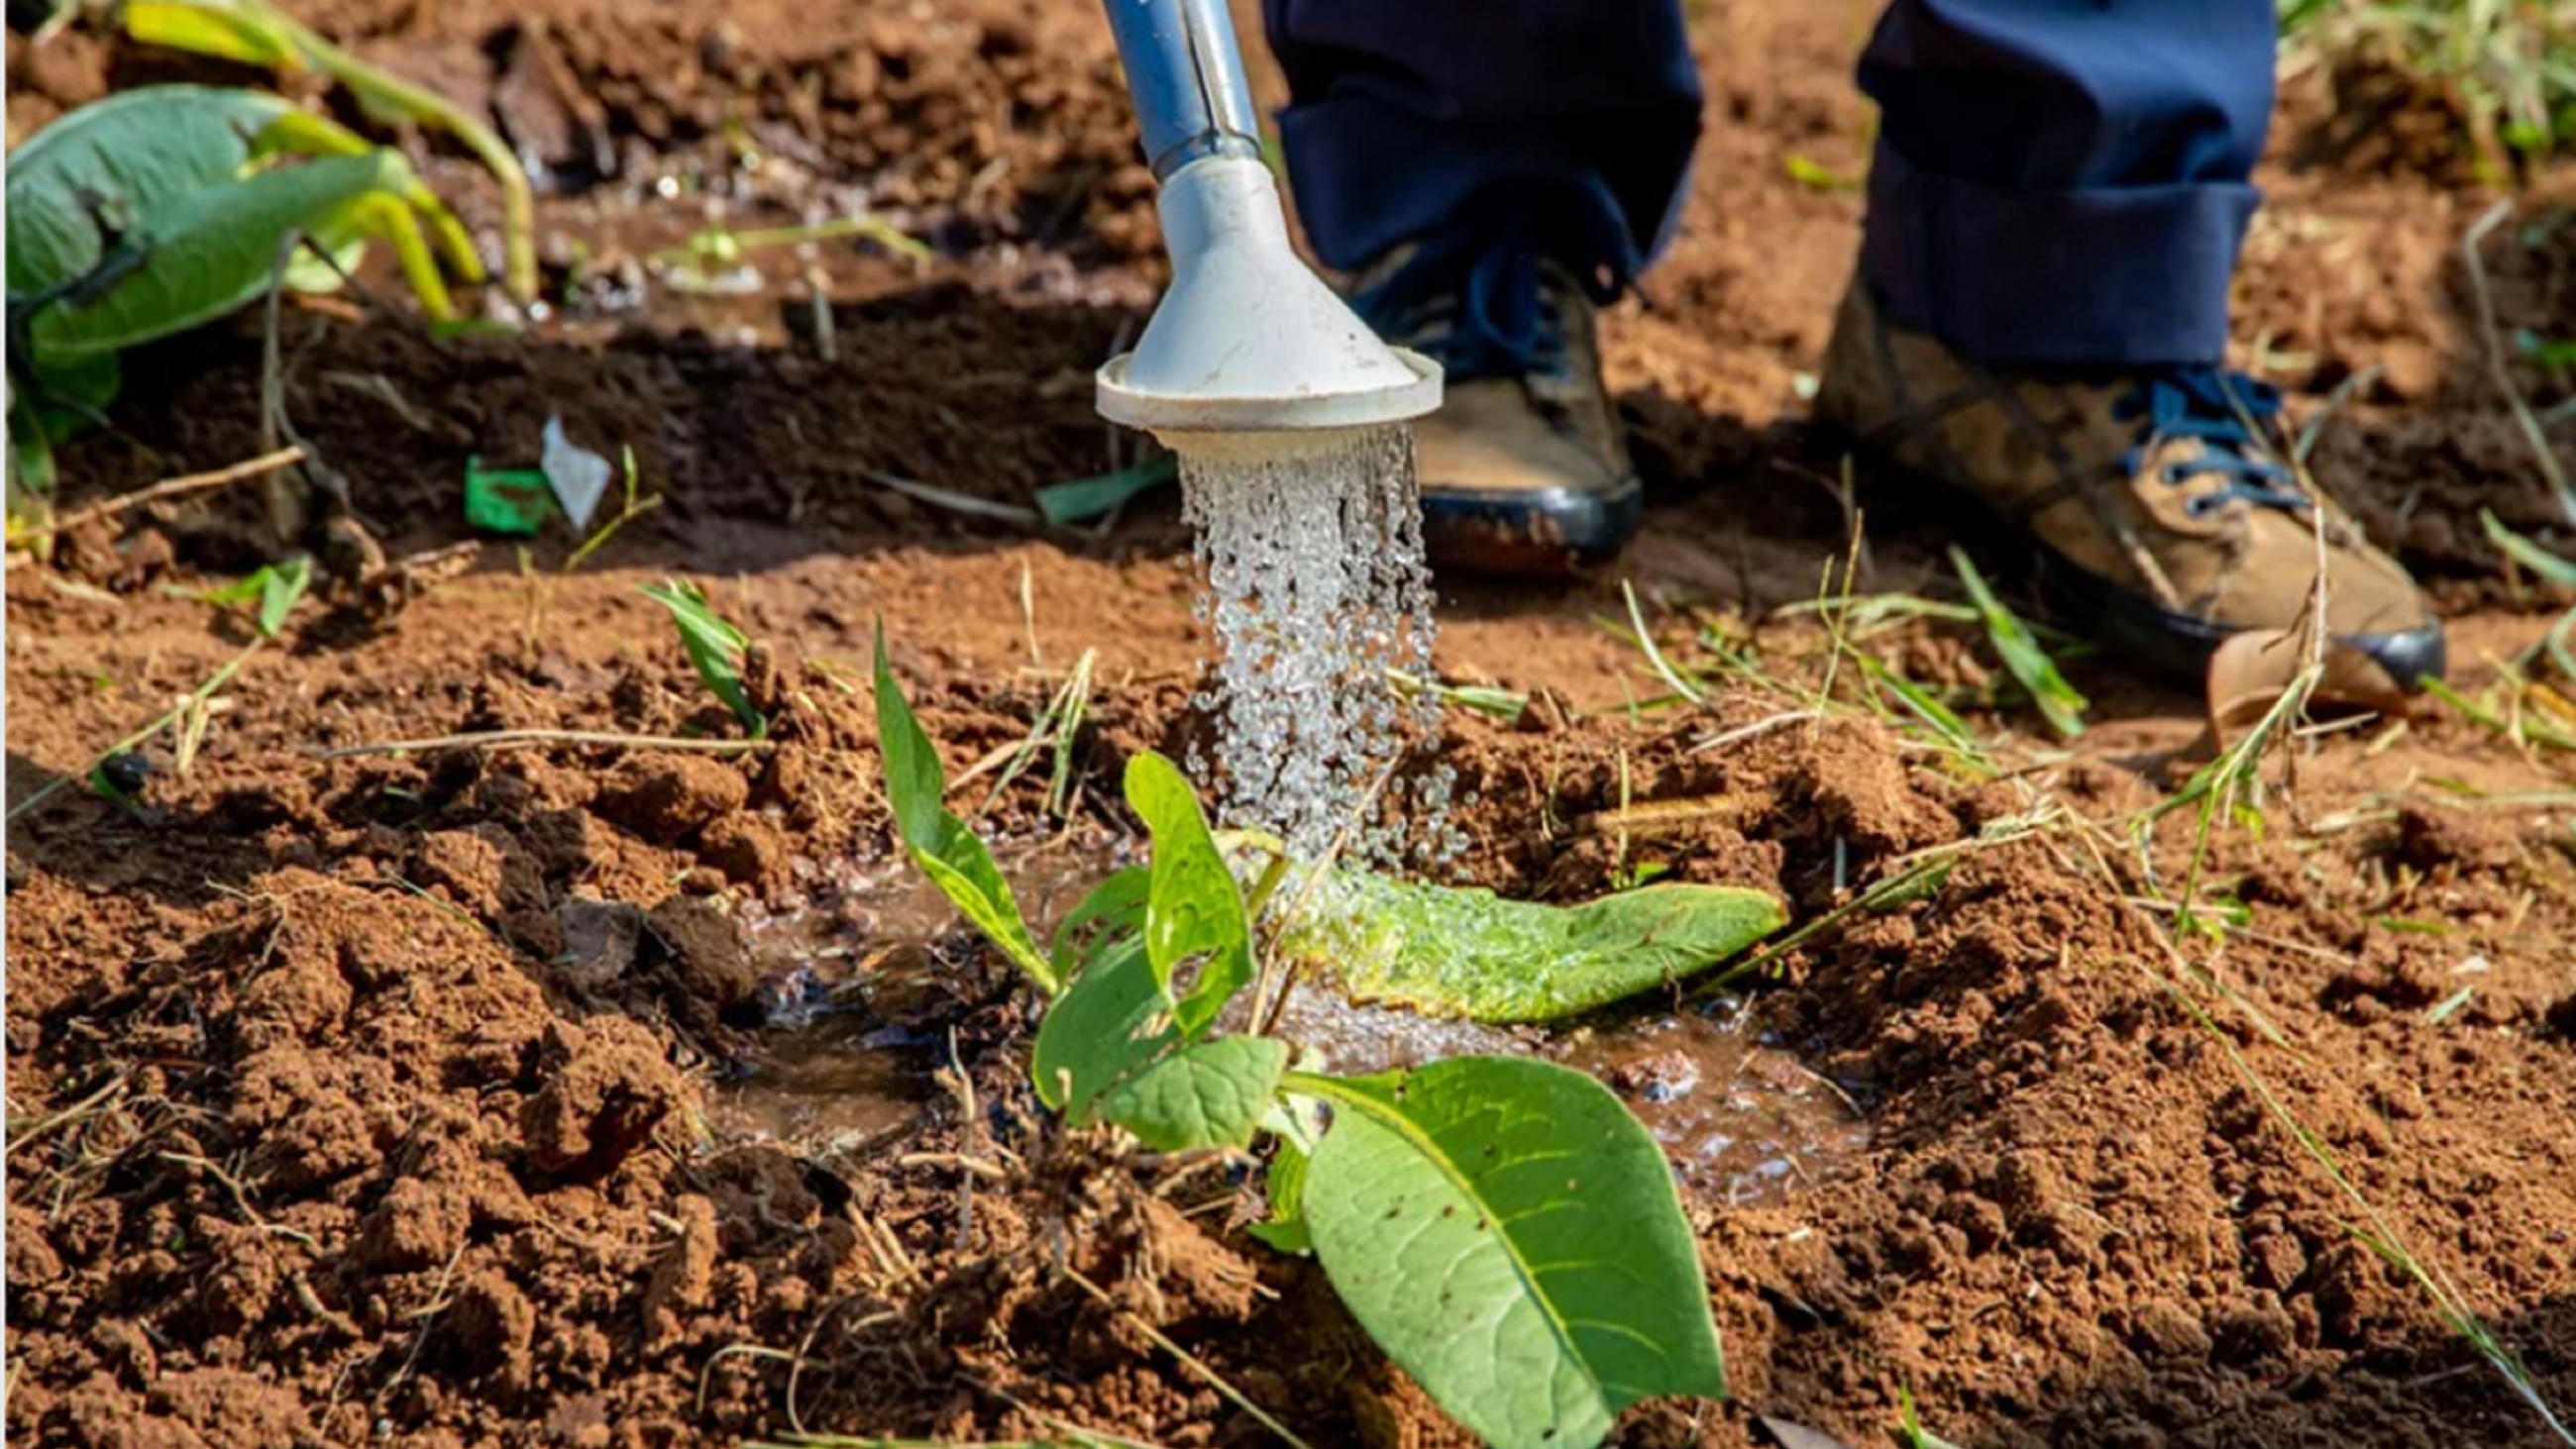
{"left": 1097, "top": 155, "right": 1441, "bottom": 436}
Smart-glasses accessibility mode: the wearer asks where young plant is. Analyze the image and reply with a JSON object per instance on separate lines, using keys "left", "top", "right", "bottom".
{"left": 643, "top": 579, "right": 768, "bottom": 738}
{"left": 872, "top": 637, "right": 1731, "bottom": 1449}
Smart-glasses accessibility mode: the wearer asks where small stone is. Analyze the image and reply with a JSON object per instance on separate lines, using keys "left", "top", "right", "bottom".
{"left": 555, "top": 898, "right": 645, "bottom": 990}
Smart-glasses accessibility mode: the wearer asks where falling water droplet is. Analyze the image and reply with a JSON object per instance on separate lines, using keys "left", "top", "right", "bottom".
{"left": 1167, "top": 423, "right": 1459, "bottom": 866}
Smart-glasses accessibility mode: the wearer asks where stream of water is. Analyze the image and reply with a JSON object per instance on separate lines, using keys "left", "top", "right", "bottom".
{"left": 1172, "top": 425, "right": 1456, "bottom": 864}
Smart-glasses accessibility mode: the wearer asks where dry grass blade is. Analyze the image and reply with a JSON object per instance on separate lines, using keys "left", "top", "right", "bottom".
{"left": 2463, "top": 201, "right": 2576, "bottom": 525}
{"left": 313, "top": 728, "right": 777, "bottom": 760}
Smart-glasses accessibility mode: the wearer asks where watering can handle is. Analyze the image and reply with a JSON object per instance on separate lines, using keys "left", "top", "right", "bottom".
{"left": 1101, "top": 0, "right": 1264, "bottom": 179}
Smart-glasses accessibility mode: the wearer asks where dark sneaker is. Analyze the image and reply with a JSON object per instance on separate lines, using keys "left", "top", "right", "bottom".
{"left": 1815, "top": 280, "right": 2444, "bottom": 691}
{"left": 1351, "top": 238, "right": 1639, "bottom": 574}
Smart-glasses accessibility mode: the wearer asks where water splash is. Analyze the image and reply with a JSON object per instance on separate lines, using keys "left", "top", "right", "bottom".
{"left": 1172, "top": 424, "right": 1455, "bottom": 863}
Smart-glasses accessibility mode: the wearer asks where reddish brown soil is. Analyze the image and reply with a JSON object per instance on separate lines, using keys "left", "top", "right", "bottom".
{"left": 9, "top": 3, "right": 2576, "bottom": 1448}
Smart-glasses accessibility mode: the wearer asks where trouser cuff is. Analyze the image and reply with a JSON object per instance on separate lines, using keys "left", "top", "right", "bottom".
{"left": 1860, "top": 138, "right": 2258, "bottom": 367}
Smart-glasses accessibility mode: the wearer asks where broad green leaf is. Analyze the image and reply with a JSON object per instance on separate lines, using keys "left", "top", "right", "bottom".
{"left": 643, "top": 578, "right": 765, "bottom": 737}
{"left": 1123, "top": 753, "right": 1253, "bottom": 1039}
{"left": 1952, "top": 548, "right": 2088, "bottom": 739}
{"left": 8, "top": 86, "right": 467, "bottom": 376}
{"left": 1246, "top": 1136, "right": 1313, "bottom": 1253}
{"left": 1284, "top": 875, "right": 1783, "bottom": 1023}
{"left": 1300, "top": 1059, "right": 1726, "bottom": 1449}
{"left": 1031, "top": 939, "right": 1172, "bottom": 1113}
{"left": 21, "top": 146, "right": 404, "bottom": 366}
{"left": 1051, "top": 865, "right": 1149, "bottom": 983}
{"left": 870, "top": 630, "right": 1053, "bottom": 991}
{"left": 7, "top": 86, "right": 293, "bottom": 305}
{"left": 1095, "top": 1036, "right": 1289, "bottom": 1151}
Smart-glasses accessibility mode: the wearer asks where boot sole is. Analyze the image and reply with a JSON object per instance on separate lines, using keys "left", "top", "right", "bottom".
{"left": 1839, "top": 444, "right": 2445, "bottom": 693}
{"left": 1418, "top": 476, "right": 1644, "bottom": 577}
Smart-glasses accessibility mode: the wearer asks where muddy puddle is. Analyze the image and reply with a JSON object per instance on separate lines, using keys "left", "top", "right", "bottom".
{"left": 717, "top": 854, "right": 1868, "bottom": 1206}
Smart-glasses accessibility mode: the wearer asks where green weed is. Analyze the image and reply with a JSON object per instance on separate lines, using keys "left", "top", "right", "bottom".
{"left": 643, "top": 579, "right": 768, "bottom": 738}
{"left": 1951, "top": 548, "right": 2089, "bottom": 739}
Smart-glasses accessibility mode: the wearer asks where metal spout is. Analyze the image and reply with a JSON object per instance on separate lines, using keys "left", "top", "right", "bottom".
{"left": 1095, "top": 0, "right": 1441, "bottom": 436}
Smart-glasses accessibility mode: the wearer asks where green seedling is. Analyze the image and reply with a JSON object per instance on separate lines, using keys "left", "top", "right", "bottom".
{"left": 7, "top": 553, "right": 311, "bottom": 823}
{"left": 652, "top": 215, "right": 931, "bottom": 289}
{"left": 193, "top": 554, "right": 314, "bottom": 639}
{"left": 6, "top": 85, "right": 481, "bottom": 493}
{"left": 643, "top": 579, "right": 768, "bottom": 738}
{"left": 872, "top": 636, "right": 1732, "bottom": 1449}
{"left": 1951, "top": 548, "right": 2088, "bottom": 739}
{"left": 1385, "top": 668, "right": 1530, "bottom": 725}
{"left": 120, "top": 0, "right": 537, "bottom": 299}
{"left": 1895, "top": 1387, "right": 1966, "bottom": 1449}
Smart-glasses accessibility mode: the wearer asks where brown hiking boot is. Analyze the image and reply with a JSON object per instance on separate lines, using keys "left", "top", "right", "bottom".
{"left": 1351, "top": 244, "right": 1639, "bottom": 574}
{"left": 1814, "top": 281, "right": 2443, "bottom": 691}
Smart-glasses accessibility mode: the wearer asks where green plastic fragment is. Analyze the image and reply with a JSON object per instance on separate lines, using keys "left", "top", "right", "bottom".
{"left": 463, "top": 456, "right": 558, "bottom": 535}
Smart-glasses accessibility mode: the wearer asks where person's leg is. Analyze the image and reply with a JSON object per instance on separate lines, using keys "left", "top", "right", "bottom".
{"left": 1260, "top": 0, "right": 1702, "bottom": 573}
{"left": 1856, "top": 0, "right": 2274, "bottom": 366}
{"left": 1262, "top": 0, "right": 1702, "bottom": 282}
{"left": 1819, "top": 0, "right": 2443, "bottom": 690}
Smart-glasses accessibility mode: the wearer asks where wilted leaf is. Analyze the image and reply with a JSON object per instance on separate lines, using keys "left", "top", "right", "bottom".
{"left": 1285, "top": 874, "right": 1783, "bottom": 1023}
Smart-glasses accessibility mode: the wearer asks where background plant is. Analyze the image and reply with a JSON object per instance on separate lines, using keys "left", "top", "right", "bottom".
{"left": 2280, "top": 0, "right": 2576, "bottom": 173}
{"left": 5, "top": 84, "right": 481, "bottom": 507}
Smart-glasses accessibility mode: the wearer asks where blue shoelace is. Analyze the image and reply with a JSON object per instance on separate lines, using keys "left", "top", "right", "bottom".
{"left": 1351, "top": 183, "right": 1636, "bottom": 384}
{"left": 2111, "top": 367, "right": 2310, "bottom": 519}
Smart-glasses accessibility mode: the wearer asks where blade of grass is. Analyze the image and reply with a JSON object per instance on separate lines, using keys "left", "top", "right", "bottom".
{"left": 1951, "top": 548, "right": 2088, "bottom": 739}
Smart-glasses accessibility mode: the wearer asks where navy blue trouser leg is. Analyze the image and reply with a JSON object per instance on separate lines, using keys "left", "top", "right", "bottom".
{"left": 1264, "top": 0, "right": 2276, "bottom": 368}
{"left": 1259, "top": 0, "right": 1704, "bottom": 281}
{"left": 1857, "top": 0, "right": 2277, "bottom": 366}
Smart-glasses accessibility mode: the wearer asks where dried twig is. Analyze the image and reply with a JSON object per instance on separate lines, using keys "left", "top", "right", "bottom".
{"left": 312, "top": 728, "right": 778, "bottom": 760}
{"left": 26, "top": 447, "right": 307, "bottom": 540}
